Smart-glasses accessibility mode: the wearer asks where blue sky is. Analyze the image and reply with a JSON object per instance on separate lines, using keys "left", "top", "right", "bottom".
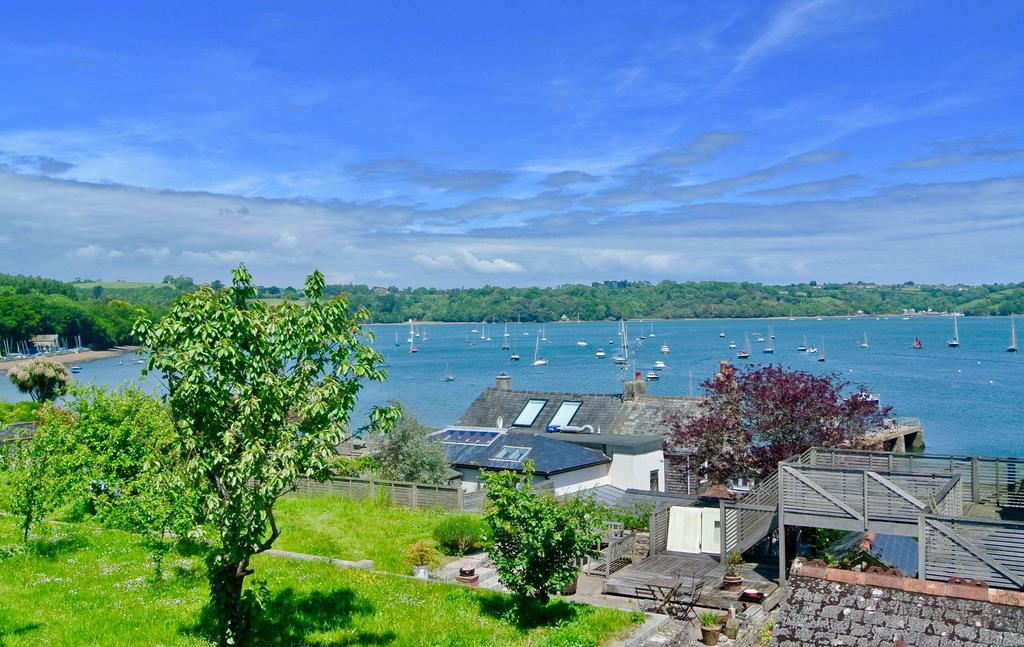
{"left": 1, "top": 1, "right": 1023, "bottom": 287}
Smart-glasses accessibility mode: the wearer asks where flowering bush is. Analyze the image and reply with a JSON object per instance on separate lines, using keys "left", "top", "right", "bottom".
{"left": 7, "top": 357, "right": 72, "bottom": 402}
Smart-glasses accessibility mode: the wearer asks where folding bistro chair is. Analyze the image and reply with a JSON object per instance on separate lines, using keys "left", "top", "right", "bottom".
{"left": 633, "top": 584, "right": 659, "bottom": 613}
{"left": 666, "top": 580, "right": 705, "bottom": 623}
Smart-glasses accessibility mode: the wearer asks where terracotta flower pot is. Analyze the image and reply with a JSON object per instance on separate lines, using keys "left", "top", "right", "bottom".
{"left": 722, "top": 573, "right": 743, "bottom": 592}
{"left": 701, "top": 625, "right": 721, "bottom": 646}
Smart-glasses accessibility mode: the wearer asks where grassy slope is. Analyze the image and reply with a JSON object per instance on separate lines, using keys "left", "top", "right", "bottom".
{"left": 0, "top": 515, "right": 639, "bottom": 646}
{"left": 274, "top": 495, "right": 457, "bottom": 573}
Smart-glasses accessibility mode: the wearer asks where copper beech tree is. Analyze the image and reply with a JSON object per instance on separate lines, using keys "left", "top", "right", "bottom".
{"left": 134, "top": 265, "right": 394, "bottom": 646}
{"left": 667, "top": 364, "right": 890, "bottom": 486}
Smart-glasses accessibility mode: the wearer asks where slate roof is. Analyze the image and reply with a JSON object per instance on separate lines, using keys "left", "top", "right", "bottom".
{"left": 773, "top": 566, "right": 1024, "bottom": 646}
{"left": 830, "top": 531, "right": 920, "bottom": 578}
{"left": 457, "top": 387, "right": 623, "bottom": 434}
{"left": 575, "top": 485, "right": 700, "bottom": 512}
{"left": 456, "top": 385, "right": 702, "bottom": 438}
{"left": 432, "top": 428, "right": 610, "bottom": 476}
{"left": 610, "top": 395, "right": 701, "bottom": 436}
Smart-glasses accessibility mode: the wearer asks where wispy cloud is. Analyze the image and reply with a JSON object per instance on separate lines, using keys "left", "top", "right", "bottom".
{"left": 347, "top": 158, "right": 516, "bottom": 193}
{"left": 541, "top": 170, "right": 600, "bottom": 188}
{"left": 639, "top": 131, "right": 749, "bottom": 167}
{"left": 733, "top": 0, "right": 843, "bottom": 74}
{"left": 746, "top": 174, "right": 865, "bottom": 198}
{"left": 892, "top": 135, "right": 1024, "bottom": 170}
{"left": 3, "top": 166, "right": 1022, "bottom": 286}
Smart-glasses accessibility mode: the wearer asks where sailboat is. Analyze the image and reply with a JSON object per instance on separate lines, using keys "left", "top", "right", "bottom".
{"left": 502, "top": 323, "right": 510, "bottom": 350}
{"left": 1009, "top": 317, "right": 1018, "bottom": 353}
{"left": 912, "top": 337, "right": 923, "bottom": 350}
{"left": 613, "top": 320, "right": 629, "bottom": 364}
{"left": 762, "top": 336, "right": 774, "bottom": 354}
{"left": 737, "top": 334, "right": 751, "bottom": 359}
{"left": 947, "top": 317, "right": 960, "bottom": 348}
{"left": 394, "top": 330, "right": 400, "bottom": 348}
{"left": 532, "top": 335, "right": 548, "bottom": 366}
{"left": 817, "top": 338, "right": 826, "bottom": 362}
{"left": 859, "top": 332, "right": 869, "bottom": 349}
{"left": 540, "top": 326, "right": 548, "bottom": 343}
{"left": 769, "top": 325, "right": 775, "bottom": 340}
{"left": 648, "top": 322, "right": 655, "bottom": 338}
{"left": 441, "top": 361, "right": 455, "bottom": 382}
{"left": 798, "top": 335, "right": 808, "bottom": 352}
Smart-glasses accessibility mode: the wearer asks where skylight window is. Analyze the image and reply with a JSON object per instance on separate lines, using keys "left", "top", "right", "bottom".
{"left": 493, "top": 446, "right": 531, "bottom": 462}
{"left": 513, "top": 399, "right": 547, "bottom": 427}
{"left": 548, "top": 401, "right": 582, "bottom": 428}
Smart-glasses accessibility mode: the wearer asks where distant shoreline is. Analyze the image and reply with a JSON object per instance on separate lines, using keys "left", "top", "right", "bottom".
{"left": 0, "top": 346, "right": 139, "bottom": 373}
{"left": 366, "top": 313, "right": 976, "bottom": 326}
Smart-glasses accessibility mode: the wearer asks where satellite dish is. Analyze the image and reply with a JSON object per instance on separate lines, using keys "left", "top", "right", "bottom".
{"left": 496, "top": 416, "right": 504, "bottom": 429}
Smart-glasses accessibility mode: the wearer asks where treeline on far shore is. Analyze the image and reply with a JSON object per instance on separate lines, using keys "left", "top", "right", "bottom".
{"left": 2, "top": 273, "right": 1023, "bottom": 348}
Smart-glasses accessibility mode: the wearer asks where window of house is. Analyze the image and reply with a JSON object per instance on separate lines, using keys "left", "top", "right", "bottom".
{"left": 512, "top": 399, "right": 547, "bottom": 427}
{"left": 492, "top": 446, "right": 531, "bottom": 462}
{"left": 649, "top": 469, "right": 660, "bottom": 492}
{"left": 548, "top": 401, "right": 582, "bottom": 428}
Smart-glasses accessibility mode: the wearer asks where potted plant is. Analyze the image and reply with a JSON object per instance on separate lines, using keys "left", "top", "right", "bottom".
{"left": 698, "top": 612, "right": 724, "bottom": 646}
{"left": 405, "top": 540, "right": 439, "bottom": 580}
{"left": 722, "top": 550, "right": 744, "bottom": 592}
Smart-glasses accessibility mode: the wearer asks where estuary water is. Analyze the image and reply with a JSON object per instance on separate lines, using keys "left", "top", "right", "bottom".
{"left": 2, "top": 316, "right": 1021, "bottom": 457}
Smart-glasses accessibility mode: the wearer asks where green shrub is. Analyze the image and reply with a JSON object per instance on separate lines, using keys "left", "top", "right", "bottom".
{"left": 433, "top": 514, "right": 486, "bottom": 555}
{"left": 405, "top": 539, "right": 440, "bottom": 567}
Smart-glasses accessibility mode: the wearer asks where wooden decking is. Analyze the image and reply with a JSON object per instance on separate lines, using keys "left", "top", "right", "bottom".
{"left": 603, "top": 551, "right": 781, "bottom": 611}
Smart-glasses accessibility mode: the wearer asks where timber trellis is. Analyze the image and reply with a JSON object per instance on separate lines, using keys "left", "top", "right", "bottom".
{"left": 289, "top": 476, "right": 556, "bottom": 512}
{"left": 291, "top": 476, "right": 466, "bottom": 511}
{"left": 720, "top": 446, "right": 1024, "bottom": 591}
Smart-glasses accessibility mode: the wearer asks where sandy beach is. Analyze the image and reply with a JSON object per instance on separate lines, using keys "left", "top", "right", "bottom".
{"left": 0, "top": 346, "right": 140, "bottom": 373}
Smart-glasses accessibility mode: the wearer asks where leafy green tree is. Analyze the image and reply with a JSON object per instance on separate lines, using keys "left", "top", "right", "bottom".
{"left": 482, "top": 462, "right": 602, "bottom": 604}
{"left": 368, "top": 403, "right": 449, "bottom": 484}
{"left": 134, "top": 264, "right": 391, "bottom": 646}
{"left": 2, "top": 405, "right": 75, "bottom": 541}
{"left": 7, "top": 357, "right": 72, "bottom": 402}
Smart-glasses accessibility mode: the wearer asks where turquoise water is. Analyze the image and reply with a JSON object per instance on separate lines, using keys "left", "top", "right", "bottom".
{"left": 3, "top": 317, "right": 1021, "bottom": 457}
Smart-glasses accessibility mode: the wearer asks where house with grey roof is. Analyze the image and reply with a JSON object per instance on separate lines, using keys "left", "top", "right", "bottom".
{"left": 439, "top": 373, "right": 703, "bottom": 495}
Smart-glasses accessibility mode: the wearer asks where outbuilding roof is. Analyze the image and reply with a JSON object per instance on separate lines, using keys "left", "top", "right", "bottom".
{"left": 431, "top": 427, "right": 610, "bottom": 476}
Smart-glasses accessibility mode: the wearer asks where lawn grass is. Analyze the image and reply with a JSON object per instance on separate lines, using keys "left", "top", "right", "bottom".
{"left": 274, "top": 494, "right": 458, "bottom": 573}
{"left": 0, "top": 517, "right": 641, "bottom": 646}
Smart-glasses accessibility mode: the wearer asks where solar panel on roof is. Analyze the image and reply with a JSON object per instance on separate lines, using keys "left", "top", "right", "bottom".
{"left": 441, "top": 428, "right": 501, "bottom": 446}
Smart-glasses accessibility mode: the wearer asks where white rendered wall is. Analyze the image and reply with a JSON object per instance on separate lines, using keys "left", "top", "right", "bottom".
{"left": 607, "top": 449, "right": 665, "bottom": 491}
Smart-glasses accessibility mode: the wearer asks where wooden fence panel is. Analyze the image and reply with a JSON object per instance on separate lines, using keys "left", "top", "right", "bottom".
{"left": 290, "top": 476, "right": 464, "bottom": 511}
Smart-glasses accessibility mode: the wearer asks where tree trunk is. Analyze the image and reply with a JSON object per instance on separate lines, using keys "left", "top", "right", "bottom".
{"left": 208, "top": 558, "right": 250, "bottom": 647}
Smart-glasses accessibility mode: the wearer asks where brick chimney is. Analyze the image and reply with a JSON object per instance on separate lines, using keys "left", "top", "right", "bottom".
{"left": 495, "top": 373, "right": 512, "bottom": 391}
